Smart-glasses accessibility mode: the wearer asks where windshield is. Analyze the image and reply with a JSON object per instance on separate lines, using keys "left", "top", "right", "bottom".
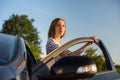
{"left": 0, "top": 34, "right": 17, "bottom": 65}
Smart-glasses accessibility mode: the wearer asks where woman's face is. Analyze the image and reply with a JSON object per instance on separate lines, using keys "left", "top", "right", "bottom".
{"left": 55, "top": 20, "right": 66, "bottom": 38}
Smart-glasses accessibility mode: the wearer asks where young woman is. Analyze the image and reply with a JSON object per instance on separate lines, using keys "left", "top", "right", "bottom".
{"left": 46, "top": 18, "right": 97, "bottom": 61}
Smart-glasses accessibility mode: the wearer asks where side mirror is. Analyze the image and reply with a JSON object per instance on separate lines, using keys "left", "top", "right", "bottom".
{"left": 51, "top": 56, "right": 97, "bottom": 80}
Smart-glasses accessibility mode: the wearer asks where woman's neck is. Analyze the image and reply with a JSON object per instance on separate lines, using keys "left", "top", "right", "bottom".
{"left": 54, "top": 35, "right": 61, "bottom": 42}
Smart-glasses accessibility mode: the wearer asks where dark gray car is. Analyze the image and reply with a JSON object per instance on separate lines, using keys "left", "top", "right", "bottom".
{"left": 0, "top": 33, "right": 120, "bottom": 80}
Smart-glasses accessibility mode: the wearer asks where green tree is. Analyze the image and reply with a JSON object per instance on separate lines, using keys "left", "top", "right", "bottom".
{"left": 115, "top": 64, "right": 120, "bottom": 74}
{"left": 0, "top": 14, "right": 42, "bottom": 61}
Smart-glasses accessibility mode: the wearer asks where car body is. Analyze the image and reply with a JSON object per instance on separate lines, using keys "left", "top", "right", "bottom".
{"left": 0, "top": 33, "right": 29, "bottom": 80}
{"left": 0, "top": 33, "right": 120, "bottom": 80}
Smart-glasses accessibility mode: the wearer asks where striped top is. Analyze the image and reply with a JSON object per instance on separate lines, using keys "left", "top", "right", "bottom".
{"left": 46, "top": 38, "right": 71, "bottom": 61}
{"left": 46, "top": 38, "right": 62, "bottom": 54}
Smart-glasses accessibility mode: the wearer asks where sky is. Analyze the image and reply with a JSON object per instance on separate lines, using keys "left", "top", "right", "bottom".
{"left": 0, "top": 0, "right": 120, "bottom": 64}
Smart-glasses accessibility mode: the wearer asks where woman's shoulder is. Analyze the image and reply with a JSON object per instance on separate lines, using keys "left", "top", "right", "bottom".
{"left": 47, "top": 38, "right": 55, "bottom": 43}
{"left": 46, "top": 38, "right": 57, "bottom": 46}
{"left": 46, "top": 38, "right": 59, "bottom": 53}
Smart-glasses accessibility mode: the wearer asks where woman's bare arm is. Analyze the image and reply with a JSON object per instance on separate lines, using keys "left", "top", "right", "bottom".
{"left": 69, "top": 42, "right": 92, "bottom": 56}
{"left": 58, "top": 36, "right": 99, "bottom": 57}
